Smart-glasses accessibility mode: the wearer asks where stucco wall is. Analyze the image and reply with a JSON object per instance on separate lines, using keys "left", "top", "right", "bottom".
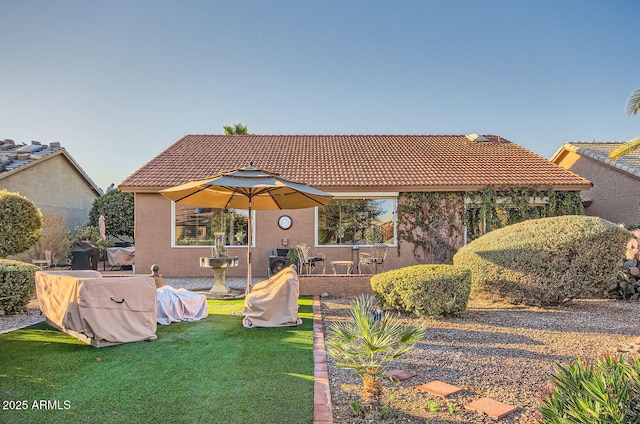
{"left": 134, "top": 192, "right": 418, "bottom": 278}
{"left": 0, "top": 155, "right": 99, "bottom": 228}
{"left": 557, "top": 151, "right": 640, "bottom": 225}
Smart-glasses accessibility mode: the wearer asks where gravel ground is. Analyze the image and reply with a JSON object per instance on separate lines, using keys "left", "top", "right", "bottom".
{"left": 0, "top": 298, "right": 44, "bottom": 333}
{"left": 321, "top": 296, "right": 640, "bottom": 423}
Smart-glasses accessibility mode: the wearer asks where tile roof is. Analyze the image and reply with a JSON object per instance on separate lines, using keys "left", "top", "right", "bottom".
{"left": 552, "top": 141, "right": 640, "bottom": 178}
{"left": 120, "top": 134, "right": 592, "bottom": 192}
{"left": 0, "top": 139, "right": 102, "bottom": 194}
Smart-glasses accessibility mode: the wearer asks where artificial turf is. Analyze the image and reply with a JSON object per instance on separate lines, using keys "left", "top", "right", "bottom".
{"left": 0, "top": 297, "right": 314, "bottom": 424}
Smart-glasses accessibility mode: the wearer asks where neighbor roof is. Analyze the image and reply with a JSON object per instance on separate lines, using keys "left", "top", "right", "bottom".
{"left": 0, "top": 139, "right": 103, "bottom": 195}
{"left": 120, "top": 134, "right": 592, "bottom": 192}
{"left": 551, "top": 141, "right": 640, "bottom": 178}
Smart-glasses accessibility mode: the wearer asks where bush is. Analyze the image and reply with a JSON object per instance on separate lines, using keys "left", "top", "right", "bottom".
{"left": 88, "top": 190, "right": 134, "bottom": 241}
{"left": 453, "top": 215, "right": 630, "bottom": 306}
{"left": 609, "top": 229, "right": 640, "bottom": 300}
{"left": 536, "top": 353, "right": 640, "bottom": 423}
{"left": 17, "top": 213, "right": 72, "bottom": 265}
{"left": 370, "top": 265, "right": 471, "bottom": 317}
{"left": 0, "top": 259, "right": 40, "bottom": 314}
{"left": 0, "top": 190, "right": 43, "bottom": 257}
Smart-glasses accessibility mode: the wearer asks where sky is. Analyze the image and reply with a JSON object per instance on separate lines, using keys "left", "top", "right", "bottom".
{"left": 1, "top": 0, "right": 639, "bottom": 193}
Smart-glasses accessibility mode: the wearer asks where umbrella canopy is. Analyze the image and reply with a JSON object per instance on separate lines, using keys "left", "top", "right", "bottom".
{"left": 160, "top": 163, "right": 333, "bottom": 293}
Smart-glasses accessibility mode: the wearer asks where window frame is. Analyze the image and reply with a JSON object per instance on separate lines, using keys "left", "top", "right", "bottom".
{"left": 170, "top": 201, "right": 255, "bottom": 248}
{"left": 315, "top": 192, "right": 398, "bottom": 247}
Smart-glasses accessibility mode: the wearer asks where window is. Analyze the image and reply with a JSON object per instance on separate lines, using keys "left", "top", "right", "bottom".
{"left": 317, "top": 197, "right": 396, "bottom": 246}
{"left": 173, "top": 203, "right": 250, "bottom": 246}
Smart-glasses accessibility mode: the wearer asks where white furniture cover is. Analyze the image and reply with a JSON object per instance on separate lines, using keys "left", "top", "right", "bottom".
{"left": 156, "top": 285, "right": 209, "bottom": 325}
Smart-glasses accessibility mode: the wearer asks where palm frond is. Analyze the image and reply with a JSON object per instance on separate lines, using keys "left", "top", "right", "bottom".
{"left": 608, "top": 136, "right": 640, "bottom": 160}
{"left": 626, "top": 88, "right": 640, "bottom": 117}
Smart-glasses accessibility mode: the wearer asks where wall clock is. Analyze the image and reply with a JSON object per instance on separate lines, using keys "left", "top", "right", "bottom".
{"left": 278, "top": 215, "right": 292, "bottom": 230}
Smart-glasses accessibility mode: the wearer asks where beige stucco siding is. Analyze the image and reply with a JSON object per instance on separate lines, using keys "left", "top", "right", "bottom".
{"left": 557, "top": 151, "right": 640, "bottom": 225}
{"left": 0, "top": 155, "right": 98, "bottom": 228}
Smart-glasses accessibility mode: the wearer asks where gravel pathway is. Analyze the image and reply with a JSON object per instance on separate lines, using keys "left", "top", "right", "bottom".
{"left": 321, "top": 296, "right": 640, "bottom": 423}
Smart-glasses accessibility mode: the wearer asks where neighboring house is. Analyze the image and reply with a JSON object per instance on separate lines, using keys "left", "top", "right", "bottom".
{"left": 0, "top": 139, "right": 102, "bottom": 229}
{"left": 119, "top": 134, "right": 591, "bottom": 278}
{"left": 552, "top": 141, "right": 640, "bottom": 226}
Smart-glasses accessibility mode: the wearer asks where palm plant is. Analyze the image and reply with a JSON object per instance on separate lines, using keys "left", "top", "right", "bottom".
{"left": 223, "top": 122, "right": 248, "bottom": 134}
{"left": 325, "top": 295, "right": 426, "bottom": 407}
{"left": 609, "top": 88, "right": 640, "bottom": 160}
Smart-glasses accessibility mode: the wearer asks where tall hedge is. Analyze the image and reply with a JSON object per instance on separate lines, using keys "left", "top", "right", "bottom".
{"left": 88, "top": 190, "right": 134, "bottom": 241}
{"left": 0, "top": 259, "right": 40, "bottom": 314}
{"left": 453, "top": 215, "right": 631, "bottom": 306}
{"left": 0, "top": 190, "right": 43, "bottom": 257}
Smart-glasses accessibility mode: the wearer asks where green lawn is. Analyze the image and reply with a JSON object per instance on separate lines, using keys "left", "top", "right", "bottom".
{"left": 0, "top": 297, "right": 314, "bottom": 424}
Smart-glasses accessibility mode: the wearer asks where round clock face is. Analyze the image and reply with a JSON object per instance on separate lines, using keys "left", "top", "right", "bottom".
{"left": 278, "top": 215, "right": 292, "bottom": 230}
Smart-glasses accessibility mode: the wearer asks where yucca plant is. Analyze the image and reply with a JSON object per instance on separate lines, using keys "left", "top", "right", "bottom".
{"left": 325, "top": 295, "right": 426, "bottom": 407}
{"left": 537, "top": 353, "right": 640, "bottom": 423}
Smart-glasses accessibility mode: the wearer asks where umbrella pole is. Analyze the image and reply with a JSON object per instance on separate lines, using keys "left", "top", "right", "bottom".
{"left": 246, "top": 197, "right": 253, "bottom": 295}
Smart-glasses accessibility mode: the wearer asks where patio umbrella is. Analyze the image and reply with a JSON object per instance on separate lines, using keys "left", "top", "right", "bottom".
{"left": 159, "top": 163, "right": 333, "bottom": 294}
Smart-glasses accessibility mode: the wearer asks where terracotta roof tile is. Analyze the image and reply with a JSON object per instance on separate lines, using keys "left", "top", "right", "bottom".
{"left": 120, "top": 135, "right": 592, "bottom": 191}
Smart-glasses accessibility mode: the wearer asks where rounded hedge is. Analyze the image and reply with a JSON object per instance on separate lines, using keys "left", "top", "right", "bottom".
{"left": 370, "top": 264, "right": 471, "bottom": 317}
{"left": 453, "top": 215, "right": 631, "bottom": 306}
{"left": 0, "top": 190, "right": 43, "bottom": 257}
{"left": 0, "top": 259, "right": 40, "bottom": 314}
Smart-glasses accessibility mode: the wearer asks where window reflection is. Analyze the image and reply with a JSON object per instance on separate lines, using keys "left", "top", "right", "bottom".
{"left": 174, "top": 204, "right": 249, "bottom": 246}
{"left": 318, "top": 198, "right": 396, "bottom": 245}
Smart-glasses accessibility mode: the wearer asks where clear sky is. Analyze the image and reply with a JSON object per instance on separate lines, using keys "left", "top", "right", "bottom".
{"left": 1, "top": 0, "right": 639, "bottom": 192}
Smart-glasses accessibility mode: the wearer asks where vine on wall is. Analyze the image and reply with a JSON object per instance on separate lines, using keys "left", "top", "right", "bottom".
{"left": 397, "top": 187, "right": 584, "bottom": 264}
{"left": 397, "top": 192, "right": 465, "bottom": 264}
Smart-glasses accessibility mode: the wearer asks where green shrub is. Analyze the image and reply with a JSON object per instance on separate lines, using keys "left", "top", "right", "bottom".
{"left": 0, "top": 259, "right": 40, "bottom": 314}
{"left": 370, "top": 265, "right": 471, "bottom": 317}
{"left": 453, "top": 215, "right": 630, "bottom": 306}
{"left": 536, "top": 353, "right": 640, "bottom": 423}
{"left": 0, "top": 190, "right": 43, "bottom": 257}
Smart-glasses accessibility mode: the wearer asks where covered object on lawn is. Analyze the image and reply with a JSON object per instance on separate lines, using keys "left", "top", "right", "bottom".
{"left": 242, "top": 266, "right": 302, "bottom": 328}
{"left": 156, "top": 285, "right": 208, "bottom": 325}
{"left": 35, "top": 270, "right": 157, "bottom": 347}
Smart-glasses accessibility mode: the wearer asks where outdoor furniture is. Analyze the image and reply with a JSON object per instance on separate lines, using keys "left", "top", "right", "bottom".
{"left": 106, "top": 246, "right": 135, "bottom": 271}
{"left": 331, "top": 260, "right": 353, "bottom": 275}
{"left": 32, "top": 250, "right": 51, "bottom": 269}
{"left": 295, "top": 243, "right": 326, "bottom": 275}
{"left": 156, "top": 285, "right": 209, "bottom": 325}
{"left": 359, "top": 243, "right": 389, "bottom": 274}
{"left": 35, "top": 270, "right": 158, "bottom": 347}
{"left": 242, "top": 266, "right": 302, "bottom": 328}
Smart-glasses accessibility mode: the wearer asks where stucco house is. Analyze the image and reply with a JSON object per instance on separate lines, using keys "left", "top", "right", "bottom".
{"left": 0, "top": 139, "right": 102, "bottom": 229}
{"left": 120, "top": 134, "right": 591, "bottom": 279}
{"left": 551, "top": 141, "right": 640, "bottom": 226}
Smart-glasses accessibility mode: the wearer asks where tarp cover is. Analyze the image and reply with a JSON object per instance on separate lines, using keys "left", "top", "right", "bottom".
{"left": 35, "top": 270, "right": 157, "bottom": 343}
{"left": 106, "top": 247, "right": 135, "bottom": 266}
{"left": 156, "top": 285, "right": 208, "bottom": 325}
{"left": 242, "top": 266, "right": 302, "bottom": 328}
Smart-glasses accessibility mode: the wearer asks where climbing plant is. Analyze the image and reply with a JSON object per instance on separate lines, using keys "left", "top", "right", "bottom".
{"left": 398, "top": 187, "right": 584, "bottom": 264}
{"left": 397, "top": 192, "right": 465, "bottom": 264}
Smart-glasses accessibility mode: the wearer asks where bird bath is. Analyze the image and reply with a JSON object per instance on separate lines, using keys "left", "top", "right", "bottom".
{"left": 200, "top": 233, "right": 241, "bottom": 299}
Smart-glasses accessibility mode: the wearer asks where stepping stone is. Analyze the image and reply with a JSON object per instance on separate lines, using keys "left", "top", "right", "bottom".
{"left": 416, "top": 380, "right": 464, "bottom": 398}
{"left": 464, "top": 397, "right": 518, "bottom": 419}
{"left": 386, "top": 369, "right": 417, "bottom": 381}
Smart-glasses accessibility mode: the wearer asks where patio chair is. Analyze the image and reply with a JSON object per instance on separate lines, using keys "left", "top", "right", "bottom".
{"left": 359, "top": 243, "right": 388, "bottom": 274}
{"left": 295, "top": 243, "right": 325, "bottom": 275}
{"left": 32, "top": 250, "right": 52, "bottom": 269}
